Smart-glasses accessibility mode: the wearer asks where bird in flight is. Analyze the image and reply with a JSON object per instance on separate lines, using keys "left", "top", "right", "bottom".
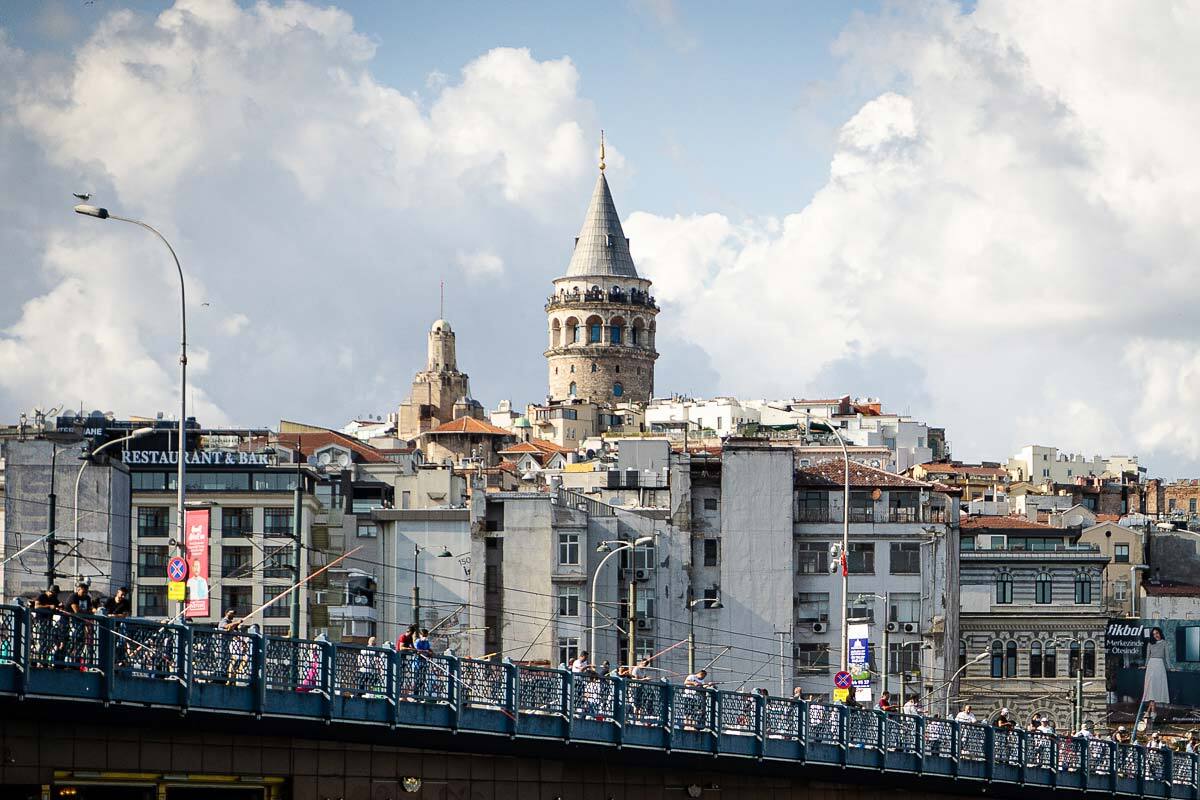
{"left": 73, "top": 192, "right": 91, "bottom": 201}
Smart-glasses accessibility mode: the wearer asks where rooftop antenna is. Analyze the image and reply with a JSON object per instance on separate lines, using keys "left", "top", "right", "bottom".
{"left": 440, "top": 280, "right": 444, "bottom": 320}
{"left": 599, "top": 130, "right": 606, "bottom": 172}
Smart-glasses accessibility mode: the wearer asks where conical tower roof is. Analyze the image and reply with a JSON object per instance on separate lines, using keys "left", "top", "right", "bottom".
{"left": 564, "top": 172, "right": 640, "bottom": 279}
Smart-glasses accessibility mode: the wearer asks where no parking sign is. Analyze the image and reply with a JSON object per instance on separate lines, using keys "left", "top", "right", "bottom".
{"left": 167, "top": 556, "right": 188, "bottom": 582}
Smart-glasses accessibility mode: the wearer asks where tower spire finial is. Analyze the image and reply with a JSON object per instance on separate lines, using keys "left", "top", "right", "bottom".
{"left": 440, "top": 280, "right": 444, "bottom": 319}
{"left": 599, "top": 129, "right": 606, "bottom": 172}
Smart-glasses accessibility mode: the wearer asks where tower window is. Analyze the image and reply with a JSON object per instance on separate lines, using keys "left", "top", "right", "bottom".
{"left": 630, "top": 327, "right": 640, "bottom": 346}
{"left": 570, "top": 365, "right": 575, "bottom": 373}
{"left": 611, "top": 325, "right": 622, "bottom": 344}
{"left": 589, "top": 324, "right": 602, "bottom": 343}
{"left": 613, "top": 382, "right": 624, "bottom": 397}
{"left": 591, "top": 363, "right": 597, "bottom": 373}
{"left": 615, "top": 365, "right": 620, "bottom": 374}
{"left": 569, "top": 382, "right": 577, "bottom": 396}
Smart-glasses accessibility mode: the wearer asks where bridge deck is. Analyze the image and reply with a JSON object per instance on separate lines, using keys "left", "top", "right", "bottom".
{"left": 0, "top": 605, "right": 1190, "bottom": 798}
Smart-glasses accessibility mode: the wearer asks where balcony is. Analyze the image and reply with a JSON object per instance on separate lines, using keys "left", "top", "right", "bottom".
{"left": 545, "top": 290, "right": 658, "bottom": 311}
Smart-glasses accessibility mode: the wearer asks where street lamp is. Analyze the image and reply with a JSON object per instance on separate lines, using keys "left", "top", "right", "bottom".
{"left": 686, "top": 591, "right": 722, "bottom": 673}
{"left": 808, "top": 418, "right": 851, "bottom": 673}
{"left": 590, "top": 535, "right": 654, "bottom": 661}
{"left": 74, "top": 204, "right": 189, "bottom": 618}
{"left": 944, "top": 651, "right": 989, "bottom": 717}
{"left": 73, "top": 427, "right": 154, "bottom": 580}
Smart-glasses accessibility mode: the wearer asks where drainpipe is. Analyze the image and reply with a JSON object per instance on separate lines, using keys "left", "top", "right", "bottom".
{"left": 1130, "top": 564, "right": 1150, "bottom": 617}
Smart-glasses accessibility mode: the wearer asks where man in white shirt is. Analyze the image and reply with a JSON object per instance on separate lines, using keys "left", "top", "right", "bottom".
{"left": 902, "top": 696, "right": 922, "bottom": 716}
{"left": 570, "top": 651, "right": 591, "bottom": 674}
{"left": 1074, "top": 720, "right": 1094, "bottom": 738}
{"left": 684, "top": 669, "right": 709, "bottom": 688}
{"left": 954, "top": 704, "right": 977, "bottom": 724}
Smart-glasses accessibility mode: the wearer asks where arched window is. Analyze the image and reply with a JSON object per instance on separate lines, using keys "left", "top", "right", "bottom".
{"left": 996, "top": 572, "right": 1013, "bottom": 604}
{"left": 610, "top": 323, "right": 623, "bottom": 345}
{"left": 990, "top": 640, "right": 1003, "bottom": 678}
{"left": 615, "top": 365, "right": 620, "bottom": 374}
{"left": 1069, "top": 641, "right": 1081, "bottom": 677}
{"left": 1006, "top": 641, "right": 1018, "bottom": 677}
{"left": 568, "top": 381, "right": 577, "bottom": 397}
{"left": 1044, "top": 643, "right": 1057, "bottom": 677}
{"left": 959, "top": 639, "right": 967, "bottom": 669}
{"left": 591, "top": 363, "right": 598, "bottom": 373}
{"left": 1083, "top": 641, "right": 1096, "bottom": 677}
{"left": 1075, "top": 573, "right": 1092, "bottom": 604}
{"left": 1030, "top": 641, "right": 1043, "bottom": 677}
{"left": 613, "top": 382, "right": 624, "bottom": 398}
{"left": 1035, "top": 573, "right": 1052, "bottom": 604}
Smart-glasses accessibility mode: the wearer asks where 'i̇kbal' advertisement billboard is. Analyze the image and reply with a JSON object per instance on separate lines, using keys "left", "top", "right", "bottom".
{"left": 184, "top": 508, "right": 210, "bottom": 618}
{"left": 1106, "top": 618, "right": 1200, "bottom": 725}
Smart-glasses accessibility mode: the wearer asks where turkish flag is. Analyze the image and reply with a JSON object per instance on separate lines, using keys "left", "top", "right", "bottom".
{"left": 841, "top": 552, "right": 848, "bottom": 577}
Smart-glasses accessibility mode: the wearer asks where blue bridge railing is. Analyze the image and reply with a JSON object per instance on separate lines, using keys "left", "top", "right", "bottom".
{"left": 0, "top": 604, "right": 1190, "bottom": 797}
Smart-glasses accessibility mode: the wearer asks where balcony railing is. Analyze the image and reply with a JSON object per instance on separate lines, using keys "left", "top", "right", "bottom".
{"left": 546, "top": 290, "right": 658, "bottom": 310}
{"left": 795, "top": 506, "right": 951, "bottom": 525}
{"left": 0, "top": 603, "right": 1187, "bottom": 798}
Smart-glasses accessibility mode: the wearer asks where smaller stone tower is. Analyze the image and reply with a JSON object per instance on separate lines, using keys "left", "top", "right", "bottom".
{"left": 544, "top": 135, "right": 659, "bottom": 404}
{"left": 397, "top": 318, "right": 476, "bottom": 440}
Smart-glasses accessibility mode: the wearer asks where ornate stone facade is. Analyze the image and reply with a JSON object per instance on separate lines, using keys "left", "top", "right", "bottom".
{"left": 545, "top": 165, "right": 658, "bottom": 404}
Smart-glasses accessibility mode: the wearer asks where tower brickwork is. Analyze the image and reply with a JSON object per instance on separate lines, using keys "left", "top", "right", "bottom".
{"left": 398, "top": 319, "right": 474, "bottom": 440}
{"left": 545, "top": 153, "right": 659, "bottom": 404}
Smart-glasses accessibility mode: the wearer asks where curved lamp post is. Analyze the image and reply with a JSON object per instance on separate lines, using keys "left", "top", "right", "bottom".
{"left": 73, "top": 427, "right": 154, "bottom": 579}
{"left": 590, "top": 536, "right": 654, "bottom": 660}
{"left": 808, "top": 419, "right": 851, "bottom": 673}
{"left": 74, "top": 204, "right": 188, "bottom": 617}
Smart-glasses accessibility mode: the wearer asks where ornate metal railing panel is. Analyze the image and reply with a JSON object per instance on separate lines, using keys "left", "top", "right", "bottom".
{"left": 572, "top": 675, "right": 616, "bottom": 721}
{"left": 763, "top": 698, "right": 803, "bottom": 740}
{"left": 846, "top": 707, "right": 881, "bottom": 750}
{"left": 112, "top": 620, "right": 183, "bottom": 681}
{"left": 264, "top": 637, "right": 324, "bottom": 693}
{"left": 459, "top": 659, "right": 507, "bottom": 709}
{"left": 958, "top": 723, "right": 988, "bottom": 761}
{"left": 672, "top": 686, "right": 714, "bottom": 733}
{"left": 806, "top": 703, "right": 841, "bottom": 745}
{"left": 28, "top": 609, "right": 100, "bottom": 671}
{"left": 333, "top": 644, "right": 389, "bottom": 697}
{"left": 518, "top": 666, "right": 564, "bottom": 716}
{"left": 624, "top": 680, "right": 665, "bottom": 728}
{"left": 718, "top": 691, "right": 759, "bottom": 736}
{"left": 192, "top": 629, "right": 254, "bottom": 685}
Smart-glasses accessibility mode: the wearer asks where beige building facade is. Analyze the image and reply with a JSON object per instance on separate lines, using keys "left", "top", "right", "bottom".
{"left": 397, "top": 319, "right": 481, "bottom": 441}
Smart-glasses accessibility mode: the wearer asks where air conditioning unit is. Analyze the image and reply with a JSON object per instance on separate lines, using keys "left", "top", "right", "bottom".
{"left": 618, "top": 567, "right": 632, "bottom": 580}
{"left": 634, "top": 569, "right": 651, "bottom": 581}
{"left": 884, "top": 621, "right": 900, "bottom": 633}
{"left": 812, "top": 622, "right": 828, "bottom": 634}
{"left": 636, "top": 618, "right": 652, "bottom": 630}
{"left": 902, "top": 622, "right": 920, "bottom": 634}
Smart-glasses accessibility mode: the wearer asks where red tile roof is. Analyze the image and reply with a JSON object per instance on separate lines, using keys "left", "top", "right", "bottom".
{"left": 1096, "top": 513, "right": 1122, "bottom": 523}
{"left": 795, "top": 458, "right": 933, "bottom": 489}
{"left": 916, "top": 462, "right": 1007, "bottom": 479}
{"left": 277, "top": 430, "right": 390, "bottom": 463}
{"left": 959, "top": 514, "right": 1058, "bottom": 532}
{"left": 426, "top": 417, "right": 511, "bottom": 436}
{"left": 499, "top": 438, "right": 571, "bottom": 456}
{"left": 1144, "top": 583, "right": 1200, "bottom": 597}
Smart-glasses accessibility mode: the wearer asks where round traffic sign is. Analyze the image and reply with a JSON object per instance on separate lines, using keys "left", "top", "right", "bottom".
{"left": 834, "top": 670, "right": 853, "bottom": 689}
{"left": 167, "top": 556, "right": 188, "bottom": 582}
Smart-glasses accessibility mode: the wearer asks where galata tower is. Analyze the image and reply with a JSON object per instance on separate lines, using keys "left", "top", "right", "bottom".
{"left": 545, "top": 136, "right": 659, "bottom": 404}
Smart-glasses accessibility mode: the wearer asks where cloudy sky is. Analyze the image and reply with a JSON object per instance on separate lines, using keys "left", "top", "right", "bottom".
{"left": 3, "top": 1, "right": 1200, "bottom": 477}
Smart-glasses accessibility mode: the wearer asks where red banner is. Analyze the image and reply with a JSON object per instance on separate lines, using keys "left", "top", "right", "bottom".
{"left": 184, "top": 508, "right": 211, "bottom": 618}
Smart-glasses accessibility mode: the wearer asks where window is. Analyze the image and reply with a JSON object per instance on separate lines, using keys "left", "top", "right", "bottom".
{"left": 889, "top": 542, "right": 920, "bottom": 574}
{"left": 796, "top": 490, "right": 828, "bottom": 522}
{"left": 215, "top": 508, "right": 251, "bottom": 540}
{"left": 137, "top": 545, "right": 168, "bottom": 574}
{"left": 959, "top": 639, "right": 967, "bottom": 669}
{"left": 589, "top": 324, "right": 602, "bottom": 343}
{"left": 558, "top": 532, "right": 580, "bottom": 565}
{"left": 634, "top": 639, "right": 656, "bottom": 663}
{"left": 1035, "top": 573, "right": 1053, "bottom": 604}
{"left": 849, "top": 491, "right": 874, "bottom": 523}
{"left": 557, "top": 637, "right": 579, "bottom": 667}
{"left": 1075, "top": 573, "right": 1092, "bottom": 604}
{"left": 703, "top": 539, "right": 719, "bottom": 567}
{"left": 221, "top": 585, "right": 253, "bottom": 615}
{"left": 1044, "top": 643, "right": 1057, "bottom": 677}
{"left": 315, "top": 480, "right": 343, "bottom": 512}
{"left": 401, "top": 491, "right": 411, "bottom": 509}
{"left": 996, "top": 572, "right": 1013, "bottom": 604}
{"left": 613, "top": 382, "right": 624, "bottom": 397}
{"left": 557, "top": 586, "right": 580, "bottom": 617}
{"left": 631, "top": 542, "right": 656, "bottom": 571}
{"left": 263, "top": 508, "right": 293, "bottom": 536}
{"left": 181, "top": 471, "right": 252, "bottom": 491}
{"left": 702, "top": 587, "right": 719, "bottom": 606}
{"left": 889, "top": 491, "right": 919, "bottom": 522}
{"left": 1006, "top": 641, "right": 1017, "bottom": 677}
{"left": 1069, "top": 642, "right": 1081, "bottom": 678}
{"left": 1114, "top": 544, "right": 1130, "bottom": 563}
{"left": 888, "top": 593, "right": 920, "bottom": 624}
{"left": 848, "top": 598, "right": 874, "bottom": 623}
{"left": 1192, "top": 498, "right": 1198, "bottom": 514}
{"left": 1114, "top": 578, "right": 1129, "bottom": 602}
{"left": 1083, "top": 641, "right": 1096, "bottom": 677}
{"left": 357, "top": 522, "right": 378, "bottom": 538}
{"left": 591, "top": 363, "right": 598, "bottom": 373}
{"left": 1030, "top": 642, "right": 1043, "bottom": 677}
{"left": 253, "top": 472, "right": 298, "bottom": 491}
{"left": 263, "top": 586, "right": 291, "bottom": 617}
{"left": 796, "top": 541, "right": 829, "bottom": 574}
{"left": 889, "top": 642, "right": 921, "bottom": 675}
{"left": 794, "top": 643, "right": 831, "bottom": 674}
{"left": 991, "top": 640, "right": 1003, "bottom": 678}
{"left": 1169, "top": 499, "right": 1177, "bottom": 512}
{"left": 630, "top": 327, "right": 640, "bottom": 346}
{"left": 132, "top": 472, "right": 168, "bottom": 491}
{"left": 611, "top": 325, "right": 622, "bottom": 344}
{"left": 137, "top": 507, "right": 169, "bottom": 538}
{"left": 137, "top": 586, "right": 167, "bottom": 617}
{"left": 264, "top": 546, "right": 294, "bottom": 579}
{"left": 568, "top": 381, "right": 577, "bottom": 396}
{"left": 703, "top": 497, "right": 718, "bottom": 511}
{"left": 221, "top": 546, "right": 253, "bottom": 578}
{"left": 795, "top": 592, "right": 830, "bottom": 623}
{"left": 636, "top": 593, "right": 656, "bottom": 619}
{"left": 847, "top": 542, "right": 874, "bottom": 574}
{"left": 264, "top": 625, "right": 291, "bottom": 638}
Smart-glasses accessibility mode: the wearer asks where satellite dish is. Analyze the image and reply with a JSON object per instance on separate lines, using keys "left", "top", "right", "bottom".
{"left": 318, "top": 452, "right": 332, "bottom": 466}
{"left": 335, "top": 452, "right": 349, "bottom": 467}
{"left": 1066, "top": 514, "right": 1084, "bottom": 527}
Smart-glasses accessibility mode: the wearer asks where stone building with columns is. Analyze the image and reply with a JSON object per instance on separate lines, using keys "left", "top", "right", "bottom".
{"left": 544, "top": 153, "right": 659, "bottom": 405}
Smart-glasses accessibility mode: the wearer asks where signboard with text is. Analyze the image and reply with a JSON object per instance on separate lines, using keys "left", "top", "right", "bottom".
{"left": 183, "top": 508, "right": 211, "bottom": 618}
{"left": 848, "top": 623, "right": 872, "bottom": 701}
{"left": 1106, "top": 617, "right": 1200, "bottom": 725}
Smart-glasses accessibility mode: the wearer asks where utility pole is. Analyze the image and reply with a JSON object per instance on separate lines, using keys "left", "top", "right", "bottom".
{"left": 46, "top": 443, "right": 59, "bottom": 588}
{"left": 627, "top": 581, "right": 637, "bottom": 667}
{"left": 882, "top": 593, "right": 890, "bottom": 699}
{"left": 778, "top": 631, "right": 787, "bottom": 697}
{"left": 412, "top": 543, "right": 421, "bottom": 627}
{"left": 291, "top": 450, "right": 303, "bottom": 639}
{"left": 1075, "top": 665, "right": 1084, "bottom": 732}
{"left": 687, "top": 589, "right": 696, "bottom": 674}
